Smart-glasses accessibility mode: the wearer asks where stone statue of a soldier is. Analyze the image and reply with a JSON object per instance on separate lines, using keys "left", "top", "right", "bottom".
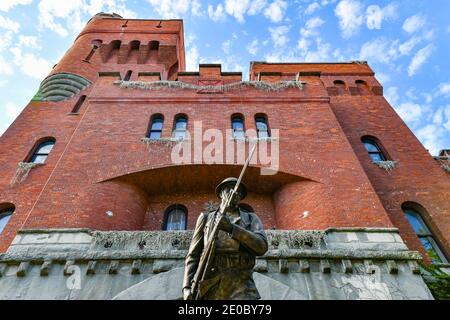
{"left": 183, "top": 177, "right": 268, "bottom": 300}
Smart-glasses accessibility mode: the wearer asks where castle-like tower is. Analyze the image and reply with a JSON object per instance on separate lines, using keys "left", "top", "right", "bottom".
{"left": 0, "top": 14, "right": 448, "bottom": 300}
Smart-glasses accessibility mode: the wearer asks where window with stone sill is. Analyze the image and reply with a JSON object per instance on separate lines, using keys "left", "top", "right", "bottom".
{"left": 173, "top": 115, "right": 188, "bottom": 140}
{"left": 361, "top": 136, "right": 397, "bottom": 171}
{"left": 231, "top": 114, "right": 245, "bottom": 140}
{"left": 402, "top": 205, "right": 448, "bottom": 264}
{"left": 30, "top": 139, "right": 55, "bottom": 164}
{"left": 255, "top": 114, "right": 270, "bottom": 138}
{"left": 147, "top": 114, "right": 164, "bottom": 140}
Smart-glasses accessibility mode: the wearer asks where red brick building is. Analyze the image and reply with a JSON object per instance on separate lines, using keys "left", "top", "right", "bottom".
{"left": 0, "top": 13, "right": 448, "bottom": 291}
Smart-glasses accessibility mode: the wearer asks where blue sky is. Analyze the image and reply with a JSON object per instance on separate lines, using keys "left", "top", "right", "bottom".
{"left": 0, "top": 0, "right": 449, "bottom": 155}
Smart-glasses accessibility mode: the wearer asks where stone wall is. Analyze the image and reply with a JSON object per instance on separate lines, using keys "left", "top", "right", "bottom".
{"left": 0, "top": 228, "right": 433, "bottom": 300}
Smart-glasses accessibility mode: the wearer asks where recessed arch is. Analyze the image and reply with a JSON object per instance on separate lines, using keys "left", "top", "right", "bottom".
{"left": 355, "top": 80, "right": 370, "bottom": 95}
{"left": 333, "top": 80, "right": 347, "bottom": 95}
{"left": 107, "top": 40, "right": 122, "bottom": 62}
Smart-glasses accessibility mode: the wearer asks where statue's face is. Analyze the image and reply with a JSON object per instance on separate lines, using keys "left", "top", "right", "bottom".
{"left": 220, "top": 186, "right": 241, "bottom": 207}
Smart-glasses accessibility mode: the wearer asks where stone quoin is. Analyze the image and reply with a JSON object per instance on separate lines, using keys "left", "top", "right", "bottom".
{"left": 0, "top": 13, "right": 448, "bottom": 300}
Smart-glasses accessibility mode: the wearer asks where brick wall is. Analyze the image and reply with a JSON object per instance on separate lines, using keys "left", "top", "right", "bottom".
{"left": 0, "top": 18, "right": 448, "bottom": 264}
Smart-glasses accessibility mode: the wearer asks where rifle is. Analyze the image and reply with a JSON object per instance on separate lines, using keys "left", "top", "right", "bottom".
{"left": 190, "top": 144, "right": 257, "bottom": 300}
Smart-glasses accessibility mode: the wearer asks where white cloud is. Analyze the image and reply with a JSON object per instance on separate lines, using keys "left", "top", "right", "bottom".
{"left": 225, "top": 0, "right": 250, "bottom": 23}
{"left": 246, "top": 39, "right": 259, "bottom": 55}
{"left": 0, "top": 55, "right": 13, "bottom": 75}
{"left": 385, "top": 87, "right": 399, "bottom": 105}
{"left": 19, "top": 35, "right": 40, "bottom": 49}
{"left": 185, "top": 45, "right": 199, "bottom": 71}
{"left": 147, "top": 0, "right": 201, "bottom": 19}
{"left": 402, "top": 14, "right": 426, "bottom": 33}
{"left": 269, "top": 25, "right": 289, "bottom": 47}
{"left": 438, "top": 82, "right": 450, "bottom": 97}
{"left": 303, "top": 39, "right": 331, "bottom": 62}
{"left": 335, "top": 0, "right": 363, "bottom": 38}
{"left": 0, "top": 15, "right": 21, "bottom": 33}
{"left": 38, "top": 0, "right": 137, "bottom": 37}
{"left": 0, "top": 102, "right": 25, "bottom": 136}
{"left": 398, "top": 36, "right": 421, "bottom": 55}
{"left": 208, "top": 4, "right": 226, "bottom": 21}
{"left": 221, "top": 0, "right": 270, "bottom": 23}
{"left": 444, "top": 107, "right": 450, "bottom": 131}
{"left": 417, "top": 124, "right": 446, "bottom": 156}
{"left": 0, "top": 0, "right": 33, "bottom": 12}
{"left": 0, "top": 31, "right": 13, "bottom": 52}
{"left": 359, "top": 38, "right": 399, "bottom": 64}
{"left": 300, "top": 17, "right": 325, "bottom": 37}
{"left": 222, "top": 40, "right": 232, "bottom": 54}
{"left": 248, "top": 0, "right": 267, "bottom": 15}
{"left": 10, "top": 45, "right": 53, "bottom": 79}
{"left": 375, "top": 72, "right": 390, "bottom": 85}
{"left": 359, "top": 36, "right": 426, "bottom": 65}
{"left": 305, "top": 2, "right": 320, "bottom": 15}
{"left": 263, "top": 0, "right": 287, "bottom": 23}
{"left": 38, "top": 0, "right": 83, "bottom": 37}
{"left": 408, "top": 44, "right": 434, "bottom": 77}
{"left": 4, "top": 101, "right": 23, "bottom": 119}
{"left": 366, "top": 4, "right": 396, "bottom": 30}
{"left": 394, "top": 102, "right": 423, "bottom": 123}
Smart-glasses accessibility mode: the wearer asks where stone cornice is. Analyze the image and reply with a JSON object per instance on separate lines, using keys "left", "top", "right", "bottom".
{"left": 88, "top": 97, "right": 331, "bottom": 104}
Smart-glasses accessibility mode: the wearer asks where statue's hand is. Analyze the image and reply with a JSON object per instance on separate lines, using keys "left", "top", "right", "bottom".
{"left": 216, "top": 215, "right": 233, "bottom": 234}
{"left": 183, "top": 288, "right": 193, "bottom": 300}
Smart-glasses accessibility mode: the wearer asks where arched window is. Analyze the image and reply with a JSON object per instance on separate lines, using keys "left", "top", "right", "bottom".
{"left": 30, "top": 138, "right": 55, "bottom": 164}
{"left": 163, "top": 205, "right": 187, "bottom": 231}
{"left": 0, "top": 204, "right": 15, "bottom": 234}
{"left": 231, "top": 114, "right": 245, "bottom": 139}
{"left": 107, "top": 40, "right": 121, "bottom": 62}
{"left": 361, "top": 137, "right": 386, "bottom": 162}
{"left": 255, "top": 115, "right": 270, "bottom": 138}
{"left": 334, "top": 80, "right": 347, "bottom": 95}
{"left": 148, "top": 115, "right": 164, "bottom": 140}
{"left": 402, "top": 203, "right": 448, "bottom": 263}
{"left": 173, "top": 115, "right": 188, "bottom": 140}
{"left": 356, "top": 80, "right": 370, "bottom": 95}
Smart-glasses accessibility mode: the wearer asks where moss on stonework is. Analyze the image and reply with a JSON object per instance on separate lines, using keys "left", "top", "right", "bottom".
{"left": 31, "top": 90, "right": 44, "bottom": 101}
{"left": 420, "top": 263, "right": 450, "bottom": 300}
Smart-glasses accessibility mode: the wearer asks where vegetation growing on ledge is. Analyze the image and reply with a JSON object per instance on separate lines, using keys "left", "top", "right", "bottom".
{"left": 374, "top": 160, "right": 397, "bottom": 172}
{"left": 232, "top": 137, "right": 279, "bottom": 143}
{"left": 115, "top": 80, "right": 305, "bottom": 92}
{"left": 420, "top": 263, "right": 450, "bottom": 300}
{"left": 140, "top": 137, "right": 186, "bottom": 147}
{"left": 10, "top": 162, "right": 41, "bottom": 186}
